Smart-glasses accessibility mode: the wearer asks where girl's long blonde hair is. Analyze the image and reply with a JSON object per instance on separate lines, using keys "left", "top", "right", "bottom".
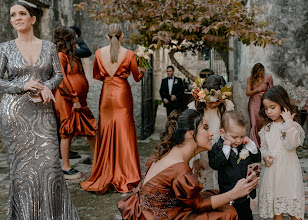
{"left": 107, "top": 24, "right": 123, "bottom": 63}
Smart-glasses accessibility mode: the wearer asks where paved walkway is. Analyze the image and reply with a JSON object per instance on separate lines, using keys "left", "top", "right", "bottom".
{"left": 0, "top": 104, "right": 307, "bottom": 219}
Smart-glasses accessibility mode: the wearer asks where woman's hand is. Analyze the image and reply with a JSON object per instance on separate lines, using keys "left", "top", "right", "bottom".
{"left": 138, "top": 66, "right": 146, "bottom": 73}
{"left": 24, "top": 80, "right": 44, "bottom": 91}
{"left": 263, "top": 155, "right": 274, "bottom": 167}
{"left": 73, "top": 101, "right": 82, "bottom": 109}
{"left": 230, "top": 174, "right": 259, "bottom": 200}
{"left": 40, "top": 86, "right": 55, "bottom": 104}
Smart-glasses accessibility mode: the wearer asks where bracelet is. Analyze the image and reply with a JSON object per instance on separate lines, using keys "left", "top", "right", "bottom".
{"left": 227, "top": 191, "right": 234, "bottom": 205}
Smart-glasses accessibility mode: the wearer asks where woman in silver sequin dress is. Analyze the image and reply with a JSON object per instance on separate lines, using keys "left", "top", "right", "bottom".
{"left": 0, "top": 2, "right": 79, "bottom": 219}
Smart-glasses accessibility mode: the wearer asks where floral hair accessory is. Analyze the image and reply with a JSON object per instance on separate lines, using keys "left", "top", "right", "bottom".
{"left": 192, "top": 79, "right": 232, "bottom": 103}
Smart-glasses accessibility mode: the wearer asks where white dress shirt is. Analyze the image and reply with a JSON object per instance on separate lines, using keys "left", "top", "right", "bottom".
{"left": 168, "top": 76, "right": 174, "bottom": 95}
{"left": 221, "top": 137, "right": 258, "bottom": 160}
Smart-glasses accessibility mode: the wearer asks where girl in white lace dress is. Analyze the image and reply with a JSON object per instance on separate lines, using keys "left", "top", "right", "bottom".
{"left": 258, "top": 85, "right": 305, "bottom": 220}
{"left": 188, "top": 75, "right": 234, "bottom": 190}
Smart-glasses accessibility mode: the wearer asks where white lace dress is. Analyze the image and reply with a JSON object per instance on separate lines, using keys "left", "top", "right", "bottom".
{"left": 187, "top": 99, "right": 234, "bottom": 190}
{"left": 258, "top": 120, "right": 305, "bottom": 219}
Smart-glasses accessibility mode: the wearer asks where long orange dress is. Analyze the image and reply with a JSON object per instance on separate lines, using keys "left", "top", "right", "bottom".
{"left": 80, "top": 49, "right": 144, "bottom": 194}
{"left": 54, "top": 52, "right": 96, "bottom": 138}
{"left": 118, "top": 162, "right": 238, "bottom": 219}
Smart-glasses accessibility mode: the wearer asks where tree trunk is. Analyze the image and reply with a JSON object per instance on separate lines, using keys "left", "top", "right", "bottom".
{"left": 168, "top": 49, "right": 195, "bottom": 81}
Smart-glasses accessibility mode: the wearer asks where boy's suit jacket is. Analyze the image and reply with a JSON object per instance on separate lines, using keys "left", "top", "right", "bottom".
{"left": 208, "top": 137, "right": 261, "bottom": 204}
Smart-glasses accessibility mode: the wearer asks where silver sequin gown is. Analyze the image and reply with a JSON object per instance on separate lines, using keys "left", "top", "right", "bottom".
{"left": 0, "top": 40, "right": 80, "bottom": 220}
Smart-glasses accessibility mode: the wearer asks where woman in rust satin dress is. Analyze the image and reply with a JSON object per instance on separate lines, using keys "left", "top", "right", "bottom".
{"left": 118, "top": 110, "right": 260, "bottom": 219}
{"left": 54, "top": 26, "right": 97, "bottom": 179}
{"left": 80, "top": 24, "right": 145, "bottom": 194}
{"left": 246, "top": 63, "right": 273, "bottom": 148}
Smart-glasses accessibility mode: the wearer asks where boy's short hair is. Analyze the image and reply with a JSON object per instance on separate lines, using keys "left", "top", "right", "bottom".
{"left": 221, "top": 110, "right": 247, "bottom": 131}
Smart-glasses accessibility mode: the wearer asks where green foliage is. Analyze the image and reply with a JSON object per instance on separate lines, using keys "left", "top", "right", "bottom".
{"left": 154, "top": 99, "right": 163, "bottom": 106}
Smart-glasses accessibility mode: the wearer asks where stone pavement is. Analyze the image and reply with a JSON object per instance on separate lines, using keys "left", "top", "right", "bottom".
{"left": 0, "top": 104, "right": 307, "bottom": 219}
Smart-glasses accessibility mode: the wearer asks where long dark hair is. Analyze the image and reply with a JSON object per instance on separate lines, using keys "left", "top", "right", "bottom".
{"left": 153, "top": 109, "right": 203, "bottom": 162}
{"left": 195, "top": 75, "right": 227, "bottom": 118}
{"left": 259, "top": 85, "right": 300, "bottom": 125}
{"left": 11, "top": 2, "right": 35, "bottom": 17}
{"left": 250, "top": 63, "right": 265, "bottom": 86}
{"left": 54, "top": 26, "right": 76, "bottom": 67}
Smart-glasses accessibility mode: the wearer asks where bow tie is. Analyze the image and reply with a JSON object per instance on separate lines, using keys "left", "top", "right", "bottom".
{"left": 168, "top": 77, "right": 173, "bottom": 79}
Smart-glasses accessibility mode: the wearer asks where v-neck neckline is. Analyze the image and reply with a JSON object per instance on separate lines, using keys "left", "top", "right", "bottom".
{"left": 13, "top": 40, "right": 43, "bottom": 66}
{"left": 98, "top": 48, "right": 129, "bottom": 77}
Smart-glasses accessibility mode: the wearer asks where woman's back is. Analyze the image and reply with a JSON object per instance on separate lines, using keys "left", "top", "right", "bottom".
{"left": 99, "top": 46, "right": 128, "bottom": 77}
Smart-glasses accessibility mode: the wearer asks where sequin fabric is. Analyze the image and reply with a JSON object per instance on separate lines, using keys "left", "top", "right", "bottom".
{"left": 140, "top": 189, "right": 179, "bottom": 220}
{"left": 0, "top": 40, "right": 79, "bottom": 220}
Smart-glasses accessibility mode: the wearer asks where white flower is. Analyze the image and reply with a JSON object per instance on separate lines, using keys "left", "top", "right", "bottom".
{"left": 239, "top": 148, "right": 249, "bottom": 160}
{"left": 138, "top": 46, "right": 146, "bottom": 52}
{"left": 143, "top": 54, "right": 150, "bottom": 60}
{"left": 171, "top": 40, "right": 178, "bottom": 44}
{"left": 148, "top": 49, "right": 154, "bottom": 54}
{"left": 209, "top": 96, "right": 218, "bottom": 102}
{"left": 137, "top": 51, "right": 144, "bottom": 57}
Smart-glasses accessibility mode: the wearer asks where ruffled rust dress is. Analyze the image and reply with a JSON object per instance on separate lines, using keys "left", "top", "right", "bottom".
{"left": 80, "top": 49, "right": 143, "bottom": 194}
{"left": 118, "top": 162, "right": 238, "bottom": 220}
{"left": 54, "top": 52, "right": 96, "bottom": 138}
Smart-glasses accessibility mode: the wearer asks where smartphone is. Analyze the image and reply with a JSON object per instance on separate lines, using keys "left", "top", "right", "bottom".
{"left": 246, "top": 162, "right": 261, "bottom": 180}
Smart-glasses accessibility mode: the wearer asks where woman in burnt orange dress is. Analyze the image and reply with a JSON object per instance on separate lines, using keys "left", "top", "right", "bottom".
{"left": 54, "top": 26, "right": 97, "bottom": 179}
{"left": 80, "top": 24, "right": 145, "bottom": 194}
{"left": 118, "top": 109, "right": 260, "bottom": 219}
{"left": 246, "top": 63, "right": 273, "bottom": 148}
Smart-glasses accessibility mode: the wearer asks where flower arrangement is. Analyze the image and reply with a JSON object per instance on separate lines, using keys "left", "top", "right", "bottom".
{"left": 237, "top": 147, "right": 249, "bottom": 164}
{"left": 134, "top": 45, "right": 153, "bottom": 69}
{"left": 192, "top": 79, "right": 233, "bottom": 103}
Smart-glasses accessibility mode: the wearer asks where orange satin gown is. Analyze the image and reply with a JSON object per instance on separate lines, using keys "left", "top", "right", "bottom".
{"left": 118, "top": 162, "right": 238, "bottom": 220}
{"left": 54, "top": 52, "right": 96, "bottom": 138}
{"left": 80, "top": 49, "right": 144, "bottom": 194}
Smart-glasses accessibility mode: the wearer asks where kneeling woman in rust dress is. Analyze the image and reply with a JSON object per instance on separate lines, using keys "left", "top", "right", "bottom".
{"left": 118, "top": 109, "right": 259, "bottom": 219}
{"left": 54, "top": 26, "right": 97, "bottom": 179}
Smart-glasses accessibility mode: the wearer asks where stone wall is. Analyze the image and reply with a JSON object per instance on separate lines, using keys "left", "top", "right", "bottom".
{"left": 230, "top": 0, "right": 308, "bottom": 145}
{"left": 0, "top": 0, "right": 143, "bottom": 154}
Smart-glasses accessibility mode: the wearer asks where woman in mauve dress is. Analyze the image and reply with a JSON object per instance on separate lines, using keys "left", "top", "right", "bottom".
{"left": 246, "top": 63, "right": 273, "bottom": 148}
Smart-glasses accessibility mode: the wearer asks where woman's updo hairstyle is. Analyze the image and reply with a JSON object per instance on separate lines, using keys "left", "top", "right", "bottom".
{"left": 153, "top": 109, "right": 203, "bottom": 162}
{"left": 195, "top": 75, "right": 227, "bottom": 117}
{"left": 107, "top": 24, "right": 123, "bottom": 63}
{"left": 54, "top": 26, "right": 76, "bottom": 67}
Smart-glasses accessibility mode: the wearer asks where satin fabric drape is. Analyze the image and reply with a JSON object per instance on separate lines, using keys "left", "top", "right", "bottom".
{"left": 54, "top": 52, "right": 96, "bottom": 138}
{"left": 80, "top": 49, "right": 143, "bottom": 194}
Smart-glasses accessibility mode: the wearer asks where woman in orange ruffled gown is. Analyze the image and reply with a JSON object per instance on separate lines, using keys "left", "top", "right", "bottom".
{"left": 118, "top": 110, "right": 260, "bottom": 219}
{"left": 54, "top": 26, "right": 97, "bottom": 179}
{"left": 80, "top": 24, "right": 145, "bottom": 194}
